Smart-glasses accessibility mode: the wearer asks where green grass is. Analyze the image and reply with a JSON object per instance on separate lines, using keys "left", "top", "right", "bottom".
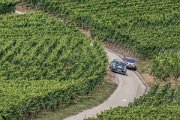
{"left": 137, "top": 59, "right": 153, "bottom": 74}
{"left": 33, "top": 78, "right": 117, "bottom": 120}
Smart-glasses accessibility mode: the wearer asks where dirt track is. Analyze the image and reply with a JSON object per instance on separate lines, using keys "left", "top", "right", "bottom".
{"left": 64, "top": 48, "right": 147, "bottom": 120}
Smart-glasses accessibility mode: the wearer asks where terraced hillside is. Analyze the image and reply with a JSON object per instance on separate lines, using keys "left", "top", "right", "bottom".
{"left": 24, "top": 0, "right": 180, "bottom": 80}
{"left": 0, "top": 13, "right": 108, "bottom": 119}
{"left": 25, "top": 0, "right": 180, "bottom": 57}
{"left": 0, "top": 0, "right": 19, "bottom": 14}
{"left": 87, "top": 84, "right": 180, "bottom": 119}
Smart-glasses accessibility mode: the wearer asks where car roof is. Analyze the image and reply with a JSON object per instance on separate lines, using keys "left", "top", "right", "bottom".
{"left": 113, "top": 59, "right": 125, "bottom": 63}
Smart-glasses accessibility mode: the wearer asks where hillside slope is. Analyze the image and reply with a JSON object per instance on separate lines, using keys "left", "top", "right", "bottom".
{"left": 0, "top": 12, "right": 107, "bottom": 119}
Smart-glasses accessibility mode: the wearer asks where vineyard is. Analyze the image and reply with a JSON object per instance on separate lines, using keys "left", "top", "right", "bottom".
{"left": 0, "top": 0, "right": 19, "bottom": 14}
{"left": 87, "top": 83, "right": 180, "bottom": 119}
{"left": 1, "top": 0, "right": 180, "bottom": 119}
{"left": 0, "top": 13, "right": 108, "bottom": 119}
{"left": 152, "top": 52, "right": 180, "bottom": 81}
{"left": 23, "top": 0, "right": 180, "bottom": 56}
{"left": 24, "top": 0, "right": 180, "bottom": 80}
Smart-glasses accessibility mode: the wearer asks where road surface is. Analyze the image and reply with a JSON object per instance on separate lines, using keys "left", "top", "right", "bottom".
{"left": 64, "top": 48, "right": 146, "bottom": 120}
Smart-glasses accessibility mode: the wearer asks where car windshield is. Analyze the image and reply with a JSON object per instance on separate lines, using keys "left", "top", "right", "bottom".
{"left": 114, "top": 60, "right": 125, "bottom": 67}
{"left": 124, "top": 58, "right": 136, "bottom": 63}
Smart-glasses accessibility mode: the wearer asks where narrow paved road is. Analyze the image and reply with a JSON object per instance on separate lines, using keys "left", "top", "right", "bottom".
{"left": 64, "top": 48, "right": 146, "bottom": 120}
{"left": 14, "top": 8, "right": 147, "bottom": 120}
{"left": 14, "top": 9, "right": 146, "bottom": 120}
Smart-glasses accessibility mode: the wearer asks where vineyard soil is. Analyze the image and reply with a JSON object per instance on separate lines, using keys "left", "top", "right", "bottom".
{"left": 15, "top": 2, "right": 34, "bottom": 13}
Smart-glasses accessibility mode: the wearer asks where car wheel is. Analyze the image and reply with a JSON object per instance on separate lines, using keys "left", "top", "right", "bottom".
{"left": 109, "top": 66, "right": 112, "bottom": 70}
{"left": 124, "top": 72, "right": 127, "bottom": 76}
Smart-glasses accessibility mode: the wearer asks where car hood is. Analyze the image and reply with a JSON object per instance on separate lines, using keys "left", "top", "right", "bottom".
{"left": 115, "top": 65, "right": 126, "bottom": 69}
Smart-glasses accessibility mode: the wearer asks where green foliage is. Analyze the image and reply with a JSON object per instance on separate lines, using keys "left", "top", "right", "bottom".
{"left": 174, "top": 85, "right": 180, "bottom": 105}
{"left": 0, "top": 13, "right": 108, "bottom": 119}
{"left": 24, "top": 0, "right": 180, "bottom": 57}
{"left": 0, "top": 0, "right": 19, "bottom": 14}
{"left": 87, "top": 83, "right": 180, "bottom": 120}
{"left": 152, "top": 52, "right": 180, "bottom": 80}
{"left": 131, "top": 83, "right": 174, "bottom": 106}
{"left": 23, "top": 0, "right": 180, "bottom": 81}
{"left": 89, "top": 105, "right": 180, "bottom": 120}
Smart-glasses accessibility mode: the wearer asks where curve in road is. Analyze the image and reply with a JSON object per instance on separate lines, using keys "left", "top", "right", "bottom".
{"left": 14, "top": 7, "right": 147, "bottom": 120}
{"left": 64, "top": 48, "right": 146, "bottom": 120}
